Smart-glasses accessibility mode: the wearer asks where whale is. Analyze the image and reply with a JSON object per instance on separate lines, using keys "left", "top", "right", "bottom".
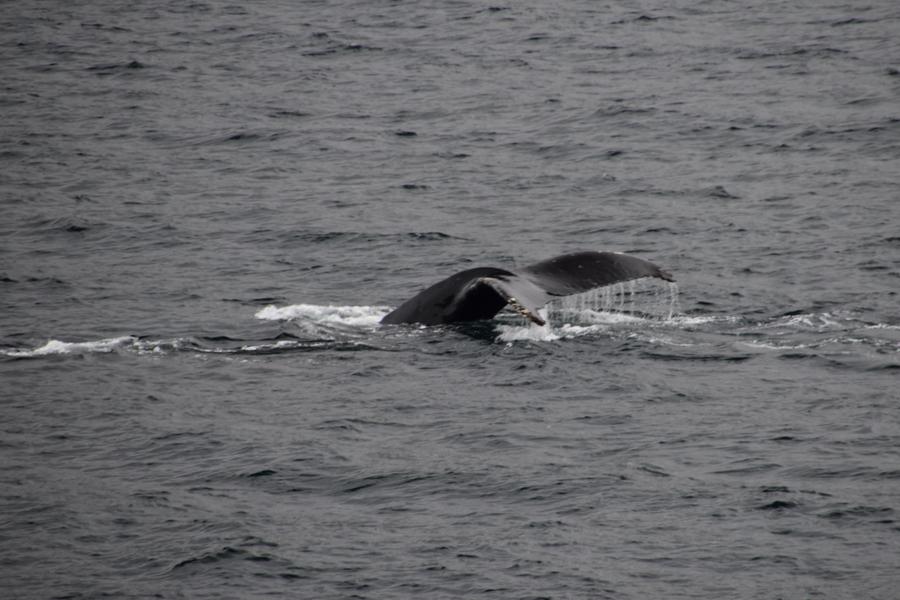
{"left": 381, "top": 251, "right": 674, "bottom": 326}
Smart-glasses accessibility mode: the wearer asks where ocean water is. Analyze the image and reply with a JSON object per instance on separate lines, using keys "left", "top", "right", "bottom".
{"left": 2, "top": 1, "right": 899, "bottom": 598}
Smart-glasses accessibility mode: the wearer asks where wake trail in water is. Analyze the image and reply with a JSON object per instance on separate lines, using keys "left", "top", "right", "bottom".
{"left": 0, "top": 285, "right": 687, "bottom": 357}
{"left": 4, "top": 289, "right": 896, "bottom": 362}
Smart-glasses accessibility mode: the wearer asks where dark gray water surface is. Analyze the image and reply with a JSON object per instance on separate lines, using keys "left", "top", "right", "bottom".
{"left": 2, "top": 1, "right": 899, "bottom": 598}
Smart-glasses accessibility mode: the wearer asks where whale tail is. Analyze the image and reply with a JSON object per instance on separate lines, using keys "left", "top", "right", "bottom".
{"left": 380, "top": 251, "right": 674, "bottom": 326}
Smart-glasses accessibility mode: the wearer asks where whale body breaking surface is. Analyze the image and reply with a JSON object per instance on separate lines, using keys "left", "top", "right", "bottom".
{"left": 381, "top": 251, "right": 675, "bottom": 327}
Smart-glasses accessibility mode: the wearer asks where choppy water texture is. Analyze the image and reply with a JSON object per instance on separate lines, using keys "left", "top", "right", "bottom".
{"left": 2, "top": 1, "right": 900, "bottom": 598}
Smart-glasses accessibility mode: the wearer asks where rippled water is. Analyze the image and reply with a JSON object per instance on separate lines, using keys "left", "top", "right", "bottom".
{"left": 2, "top": 1, "right": 899, "bottom": 598}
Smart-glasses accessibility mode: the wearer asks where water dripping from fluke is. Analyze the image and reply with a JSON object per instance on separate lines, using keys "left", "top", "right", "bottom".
{"left": 542, "top": 279, "right": 682, "bottom": 324}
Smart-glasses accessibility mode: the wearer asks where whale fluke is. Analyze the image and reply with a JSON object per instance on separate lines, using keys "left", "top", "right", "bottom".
{"left": 381, "top": 251, "right": 674, "bottom": 326}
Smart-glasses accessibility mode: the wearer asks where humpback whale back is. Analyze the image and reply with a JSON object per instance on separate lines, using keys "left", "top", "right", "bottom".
{"left": 380, "top": 251, "right": 674, "bottom": 327}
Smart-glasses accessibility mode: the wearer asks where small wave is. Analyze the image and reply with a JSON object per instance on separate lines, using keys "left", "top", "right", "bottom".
{"left": 748, "top": 312, "right": 899, "bottom": 341}
{"left": 86, "top": 60, "right": 147, "bottom": 73}
{"left": 273, "top": 230, "right": 464, "bottom": 247}
{"left": 726, "top": 312, "right": 900, "bottom": 368}
{"left": 775, "top": 312, "right": 846, "bottom": 331}
{"left": 255, "top": 304, "right": 389, "bottom": 327}
{"left": 138, "top": 336, "right": 376, "bottom": 355}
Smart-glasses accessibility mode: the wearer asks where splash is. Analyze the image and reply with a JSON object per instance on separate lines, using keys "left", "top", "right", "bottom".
{"left": 254, "top": 304, "right": 389, "bottom": 327}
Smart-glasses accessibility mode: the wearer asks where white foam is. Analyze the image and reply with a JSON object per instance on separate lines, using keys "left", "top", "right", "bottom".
{"left": 767, "top": 312, "right": 851, "bottom": 332}
{"left": 498, "top": 318, "right": 670, "bottom": 343}
{"left": 254, "top": 304, "right": 389, "bottom": 327}
{"left": 668, "top": 314, "right": 740, "bottom": 327}
{"left": 576, "top": 310, "right": 647, "bottom": 325}
{"left": 736, "top": 340, "right": 811, "bottom": 351}
{"left": 2, "top": 336, "right": 137, "bottom": 358}
{"left": 233, "top": 340, "right": 298, "bottom": 352}
{"left": 496, "top": 309, "right": 628, "bottom": 342}
{"left": 133, "top": 338, "right": 190, "bottom": 354}
{"left": 497, "top": 322, "right": 562, "bottom": 342}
